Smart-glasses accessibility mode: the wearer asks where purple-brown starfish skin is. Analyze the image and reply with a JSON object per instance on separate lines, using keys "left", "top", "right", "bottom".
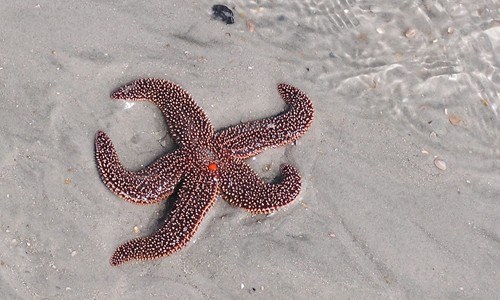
{"left": 95, "top": 78, "right": 314, "bottom": 266}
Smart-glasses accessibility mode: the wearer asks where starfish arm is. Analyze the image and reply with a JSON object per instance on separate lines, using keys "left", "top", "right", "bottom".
{"left": 111, "top": 78, "right": 214, "bottom": 146}
{"left": 215, "top": 84, "right": 314, "bottom": 159}
{"left": 220, "top": 159, "right": 302, "bottom": 214}
{"left": 110, "top": 170, "right": 218, "bottom": 266}
{"left": 95, "top": 131, "right": 185, "bottom": 205}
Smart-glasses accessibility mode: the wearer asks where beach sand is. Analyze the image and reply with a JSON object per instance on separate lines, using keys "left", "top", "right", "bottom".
{"left": 0, "top": 1, "right": 499, "bottom": 298}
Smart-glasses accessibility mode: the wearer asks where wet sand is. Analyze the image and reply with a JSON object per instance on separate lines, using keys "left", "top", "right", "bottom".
{"left": 0, "top": 1, "right": 499, "bottom": 299}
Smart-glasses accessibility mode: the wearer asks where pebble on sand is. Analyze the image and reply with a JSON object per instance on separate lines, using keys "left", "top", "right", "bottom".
{"left": 434, "top": 158, "right": 447, "bottom": 170}
{"left": 448, "top": 114, "right": 462, "bottom": 126}
{"left": 246, "top": 19, "right": 256, "bottom": 32}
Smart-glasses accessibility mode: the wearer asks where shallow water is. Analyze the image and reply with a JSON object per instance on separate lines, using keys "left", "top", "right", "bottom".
{"left": 234, "top": 0, "right": 499, "bottom": 164}
{"left": 0, "top": 0, "right": 498, "bottom": 299}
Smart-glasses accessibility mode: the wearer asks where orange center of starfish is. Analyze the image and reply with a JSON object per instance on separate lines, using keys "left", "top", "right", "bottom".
{"left": 208, "top": 163, "right": 218, "bottom": 171}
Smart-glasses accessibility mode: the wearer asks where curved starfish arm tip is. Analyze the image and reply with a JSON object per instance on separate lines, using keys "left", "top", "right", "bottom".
{"left": 110, "top": 171, "right": 218, "bottom": 266}
{"left": 111, "top": 78, "right": 214, "bottom": 146}
{"left": 220, "top": 159, "right": 302, "bottom": 214}
{"left": 110, "top": 79, "right": 147, "bottom": 100}
{"left": 95, "top": 131, "right": 184, "bottom": 205}
{"left": 215, "top": 83, "right": 314, "bottom": 159}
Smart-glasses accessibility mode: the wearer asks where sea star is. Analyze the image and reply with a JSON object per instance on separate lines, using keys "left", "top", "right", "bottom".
{"left": 95, "top": 78, "right": 314, "bottom": 266}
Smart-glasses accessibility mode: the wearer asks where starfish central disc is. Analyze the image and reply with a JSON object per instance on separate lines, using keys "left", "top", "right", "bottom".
{"left": 208, "top": 163, "right": 218, "bottom": 171}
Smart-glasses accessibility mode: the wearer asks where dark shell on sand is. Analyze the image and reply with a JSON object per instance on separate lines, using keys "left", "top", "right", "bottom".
{"left": 212, "top": 5, "right": 234, "bottom": 25}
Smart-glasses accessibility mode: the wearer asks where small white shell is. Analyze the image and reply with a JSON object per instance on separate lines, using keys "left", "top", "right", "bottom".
{"left": 405, "top": 28, "right": 417, "bottom": 38}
